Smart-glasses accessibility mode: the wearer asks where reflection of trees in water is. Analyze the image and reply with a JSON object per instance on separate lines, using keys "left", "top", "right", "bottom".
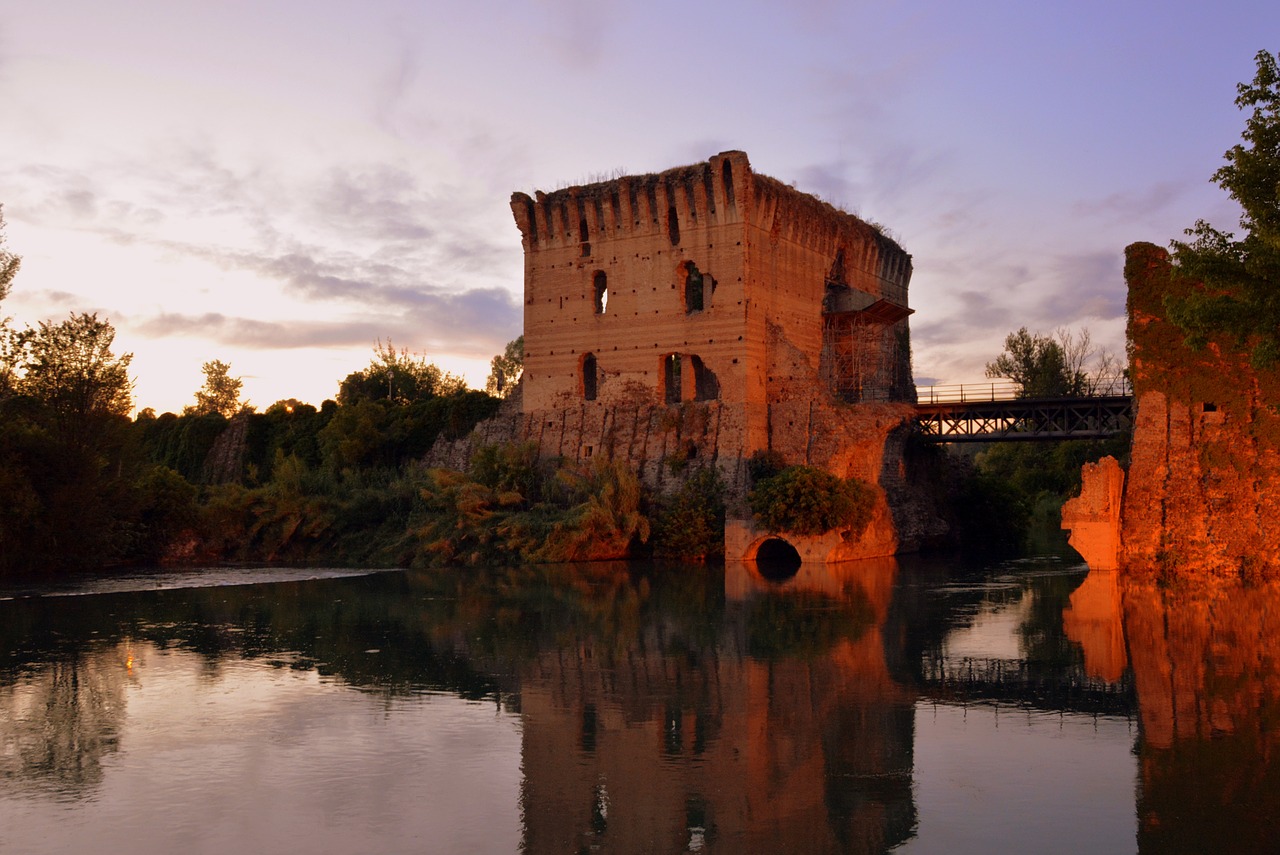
{"left": 0, "top": 647, "right": 127, "bottom": 798}
{"left": 1, "top": 562, "right": 917, "bottom": 852}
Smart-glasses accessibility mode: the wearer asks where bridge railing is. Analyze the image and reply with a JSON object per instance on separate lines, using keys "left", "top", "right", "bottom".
{"left": 916, "top": 377, "right": 1132, "bottom": 404}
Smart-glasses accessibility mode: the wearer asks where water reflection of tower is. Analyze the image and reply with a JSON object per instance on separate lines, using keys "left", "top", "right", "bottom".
{"left": 1123, "top": 581, "right": 1280, "bottom": 853}
{"left": 518, "top": 558, "right": 916, "bottom": 854}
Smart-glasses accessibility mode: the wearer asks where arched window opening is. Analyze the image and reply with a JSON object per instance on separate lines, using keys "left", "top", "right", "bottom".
{"left": 582, "top": 353, "right": 598, "bottom": 401}
{"left": 690, "top": 355, "right": 719, "bottom": 401}
{"left": 667, "top": 205, "right": 680, "bottom": 246}
{"left": 755, "top": 538, "right": 801, "bottom": 581}
{"left": 684, "top": 262, "right": 705, "bottom": 313}
{"left": 721, "top": 160, "right": 735, "bottom": 206}
{"left": 593, "top": 271, "right": 608, "bottom": 314}
{"left": 663, "top": 354, "right": 682, "bottom": 405}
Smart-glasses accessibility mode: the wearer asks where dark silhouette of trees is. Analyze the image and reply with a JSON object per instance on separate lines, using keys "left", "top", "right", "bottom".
{"left": 186, "top": 360, "right": 244, "bottom": 418}
{"left": 338, "top": 340, "right": 465, "bottom": 406}
{"left": 0, "top": 206, "right": 22, "bottom": 396}
{"left": 18, "top": 313, "right": 133, "bottom": 430}
{"left": 485, "top": 335, "right": 524, "bottom": 398}
{"left": 0, "top": 247, "right": 142, "bottom": 571}
{"left": 985, "top": 327, "right": 1082, "bottom": 397}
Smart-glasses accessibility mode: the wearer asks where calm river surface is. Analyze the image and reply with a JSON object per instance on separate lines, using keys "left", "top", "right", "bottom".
{"left": 0, "top": 554, "right": 1274, "bottom": 854}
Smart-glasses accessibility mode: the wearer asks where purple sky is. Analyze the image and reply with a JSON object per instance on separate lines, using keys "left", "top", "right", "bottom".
{"left": 1, "top": 1, "right": 1274, "bottom": 412}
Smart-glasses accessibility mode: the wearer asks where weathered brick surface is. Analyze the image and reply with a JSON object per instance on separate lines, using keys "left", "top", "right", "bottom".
{"left": 1117, "top": 243, "right": 1280, "bottom": 579}
{"left": 1060, "top": 456, "right": 1124, "bottom": 571}
{"left": 436, "top": 152, "right": 948, "bottom": 561}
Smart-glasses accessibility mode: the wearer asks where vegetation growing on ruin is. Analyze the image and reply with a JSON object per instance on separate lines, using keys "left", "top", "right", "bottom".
{"left": 414, "top": 446, "right": 651, "bottom": 566}
{"left": 1126, "top": 52, "right": 1280, "bottom": 458}
{"left": 651, "top": 468, "right": 726, "bottom": 561}
{"left": 748, "top": 465, "right": 875, "bottom": 538}
{"left": 1167, "top": 50, "right": 1280, "bottom": 367}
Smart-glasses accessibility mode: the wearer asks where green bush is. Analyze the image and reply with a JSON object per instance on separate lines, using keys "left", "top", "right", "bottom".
{"left": 746, "top": 449, "right": 787, "bottom": 483}
{"left": 412, "top": 450, "right": 651, "bottom": 567}
{"left": 748, "top": 465, "right": 875, "bottom": 538}
{"left": 125, "top": 466, "right": 199, "bottom": 563}
{"left": 652, "top": 468, "right": 726, "bottom": 561}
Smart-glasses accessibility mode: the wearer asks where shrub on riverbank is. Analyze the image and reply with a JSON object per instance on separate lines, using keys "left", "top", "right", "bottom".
{"left": 651, "top": 468, "right": 726, "bottom": 561}
{"left": 748, "top": 465, "right": 875, "bottom": 538}
{"left": 413, "top": 447, "right": 651, "bottom": 566}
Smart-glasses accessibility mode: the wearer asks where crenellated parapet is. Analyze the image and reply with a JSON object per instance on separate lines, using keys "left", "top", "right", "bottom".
{"left": 511, "top": 151, "right": 748, "bottom": 254}
{"left": 504, "top": 150, "right": 924, "bottom": 563}
{"left": 746, "top": 173, "right": 911, "bottom": 306}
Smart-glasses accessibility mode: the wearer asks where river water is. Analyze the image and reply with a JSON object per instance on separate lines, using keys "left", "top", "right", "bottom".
{"left": 0, "top": 554, "right": 1273, "bottom": 854}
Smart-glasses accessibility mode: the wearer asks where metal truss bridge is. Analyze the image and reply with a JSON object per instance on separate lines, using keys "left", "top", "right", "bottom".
{"left": 914, "top": 380, "right": 1133, "bottom": 443}
{"left": 917, "top": 655, "right": 1136, "bottom": 717}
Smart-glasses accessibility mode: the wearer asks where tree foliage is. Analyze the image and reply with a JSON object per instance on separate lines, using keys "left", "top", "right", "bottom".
{"left": 0, "top": 205, "right": 18, "bottom": 307}
{"left": 748, "top": 465, "right": 875, "bottom": 538}
{"left": 187, "top": 359, "right": 244, "bottom": 418}
{"left": 413, "top": 447, "right": 651, "bottom": 566}
{"left": 0, "top": 302, "right": 144, "bottom": 572}
{"left": 1168, "top": 50, "right": 1280, "bottom": 366}
{"left": 339, "top": 339, "right": 466, "bottom": 406}
{"left": 652, "top": 467, "right": 726, "bottom": 560}
{"left": 985, "top": 326, "right": 1122, "bottom": 397}
{"left": 18, "top": 312, "right": 134, "bottom": 424}
{"left": 485, "top": 335, "right": 524, "bottom": 398}
{"left": 0, "top": 206, "right": 21, "bottom": 396}
{"left": 985, "top": 327, "right": 1080, "bottom": 397}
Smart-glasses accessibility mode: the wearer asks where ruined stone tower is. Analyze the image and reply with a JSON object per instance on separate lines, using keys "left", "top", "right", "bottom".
{"left": 504, "top": 151, "right": 927, "bottom": 562}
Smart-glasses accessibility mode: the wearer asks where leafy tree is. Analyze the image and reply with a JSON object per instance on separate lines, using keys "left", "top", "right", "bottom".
{"left": 986, "top": 326, "right": 1125, "bottom": 397}
{"left": 985, "top": 327, "right": 1081, "bottom": 397}
{"left": 485, "top": 335, "right": 524, "bottom": 398}
{"left": 0, "top": 206, "right": 22, "bottom": 396}
{"left": 1168, "top": 50, "right": 1280, "bottom": 366}
{"left": 652, "top": 468, "right": 726, "bottom": 560}
{"left": 18, "top": 312, "right": 133, "bottom": 424}
{"left": 186, "top": 359, "right": 244, "bottom": 417}
{"left": 749, "top": 465, "right": 875, "bottom": 538}
{"left": 0, "top": 311, "right": 140, "bottom": 572}
{"left": 338, "top": 339, "right": 466, "bottom": 406}
{"left": 0, "top": 206, "right": 17, "bottom": 303}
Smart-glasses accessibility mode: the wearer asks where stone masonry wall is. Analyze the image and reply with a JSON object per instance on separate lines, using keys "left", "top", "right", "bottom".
{"left": 1118, "top": 243, "right": 1280, "bottom": 579}
{"left": 491, "top": 151, "right": 932, "bottom": 562}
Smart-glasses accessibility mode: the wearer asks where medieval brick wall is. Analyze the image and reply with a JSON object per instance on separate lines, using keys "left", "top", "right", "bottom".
{"left": 1118, "top": 243, "right": 1280, "bottom": 579}
{"left": 510, "top": 151, "right": 913, "bottom": 454}
{"left": 501, "top": 151, "right": 928, "bottom": 562}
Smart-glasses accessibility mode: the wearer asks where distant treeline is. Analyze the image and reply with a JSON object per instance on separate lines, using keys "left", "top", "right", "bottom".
{"left": 0, "top": 382, "right": 504, "bottom": 575}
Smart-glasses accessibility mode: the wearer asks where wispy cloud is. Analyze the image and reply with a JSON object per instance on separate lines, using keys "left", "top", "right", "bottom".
{"left": 534, "top": 0, "right": 618, "bottom": 68}
{"left": 1071, "top": 182, "right": 1185, "bottom": 222}
{"left": 1035, "top": 251, "right": 1125, "bottom": 323}
{"left": 128, "top": 284, "right": 519, "bottom": 357}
